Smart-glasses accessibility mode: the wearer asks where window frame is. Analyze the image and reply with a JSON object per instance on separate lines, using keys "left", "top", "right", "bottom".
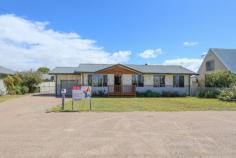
{"left": 88, "top": 74, "right": 92, "bottom": 86}
{"left": 132, "top": 74, "right": 144, "bottom": 87}
{"left": 153, "top": 75, "right": 165, "bottom": 87}
{"left": 206, "top": 60, "right": 215, "bottom": 71}
{"left": 91, "top": 74, "right": 108, "bottom": 87}
{"left": 173, "top": 75, "right": 185, "bottom": 87}
{"left": 103, "top": 75, "right": 108, "bottom": 86}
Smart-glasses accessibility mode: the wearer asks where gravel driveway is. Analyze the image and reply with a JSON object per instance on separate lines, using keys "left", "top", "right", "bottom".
{"left": 0, "top": 95, "right": 236, "bottom": 158}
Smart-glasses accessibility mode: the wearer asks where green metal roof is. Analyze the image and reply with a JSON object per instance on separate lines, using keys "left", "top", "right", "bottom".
{"left": 50, "top": 64, "right": 196, "bottom": 74}
{"left": 0, "top": 66, "right": 15, "bottom": 75}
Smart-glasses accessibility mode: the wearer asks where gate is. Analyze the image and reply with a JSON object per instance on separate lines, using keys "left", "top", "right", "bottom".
{"left": 39, "top": 81, "right": 55, "bottom": 95}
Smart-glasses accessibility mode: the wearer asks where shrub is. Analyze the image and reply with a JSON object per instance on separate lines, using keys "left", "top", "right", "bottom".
{"left": 136, "top": 90, "right": 160, "bottom": 97}
{"left": 198, "top": 90, "right": 205, "bottom": 98}
{"left": 218, "top": 84, "right": 236, "bottom": 101}
{"left": 19, "top": 71, "right": 42, "bottom": 93}
{"left": 162, "top": 91, "right": 176, "bottom": 97}
{"left": 4, "top": 71, "right": 42, "bottom": 95}
{"left": 205, "top": 71, "right": 236, "bottom": 87}
{"left": 136, "top": 92, "right": 145, "bottom": 97}
{"left": 15, "top": 86, "right": 23, "bottom": 95}
{"left": 198, "top": 89, "right": 220, "bottom": 98}
{"left": 21, "top": 86, "right": 29, "bottom": 94}
{"left": 92, "top": 90, "right": 106, "bottom": 97}
{"left": 145, "top": 90, "right": 160, "bottom": 97}
{"left": 162, "top": 91, "right": 186, "bottom": 97}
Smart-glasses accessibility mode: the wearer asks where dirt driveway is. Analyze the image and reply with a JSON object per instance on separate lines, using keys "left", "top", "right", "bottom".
{"left": 0, "top": 95, "right": 236, "bottom": 158}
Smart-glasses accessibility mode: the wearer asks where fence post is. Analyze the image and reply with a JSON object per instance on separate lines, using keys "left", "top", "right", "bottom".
{"left": 89, "top": 98, "right": 92, "bottom": 111}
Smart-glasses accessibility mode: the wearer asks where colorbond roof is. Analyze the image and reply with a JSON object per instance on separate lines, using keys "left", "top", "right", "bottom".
{"left": 0, "top": 66, "right": 15, "bottom": 75}
{"left": 49, "top": 67, "right": 80, "bottom": 74}
{"left": 50, "top": 64, "right": 196, "bottom": 74}
{"left": 125, "top": 64, "right": 195, "bottom": 74}
{"left": 210, "top": 48, "right": 236, "bottom": 74}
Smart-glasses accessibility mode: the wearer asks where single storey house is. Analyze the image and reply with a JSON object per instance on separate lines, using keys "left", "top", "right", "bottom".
{"left": 0, "top": 66, "right": 15, "bottom": 95}
{"left": 198, "top": 48, "right": 236, "bottom": 87}
{"left": 50, "top": 64, "right": 196, "bottom": 96}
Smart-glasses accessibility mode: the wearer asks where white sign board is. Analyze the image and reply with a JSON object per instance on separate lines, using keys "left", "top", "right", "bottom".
{"left": 72, "top": 86, "right": 92, "bottom": 100}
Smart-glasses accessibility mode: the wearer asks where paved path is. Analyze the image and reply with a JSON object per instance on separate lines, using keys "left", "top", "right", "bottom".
{"left": 0, "top": 95, "right": 236, "bottom": 158}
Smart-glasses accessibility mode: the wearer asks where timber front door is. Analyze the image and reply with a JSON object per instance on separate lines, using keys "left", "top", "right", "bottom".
{"left": 114, "top": 74, "right": 122, "bottom": 93}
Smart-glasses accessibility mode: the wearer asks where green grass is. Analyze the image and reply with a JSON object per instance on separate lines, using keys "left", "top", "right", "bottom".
{"left": 0, "top": 95, "right": 22, "bottom": 103}
{"left": 52, "top": 97, "right": 236, "bottom": 112}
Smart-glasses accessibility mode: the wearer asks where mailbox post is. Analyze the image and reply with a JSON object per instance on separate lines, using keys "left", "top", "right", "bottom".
{"left": 61, "top": 89, "right": 66, "bottom": 110}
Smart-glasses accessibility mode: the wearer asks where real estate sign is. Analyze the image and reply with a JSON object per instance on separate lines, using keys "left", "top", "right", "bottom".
{"left": 72, "top": 86, "right": 92, "bottom": 100}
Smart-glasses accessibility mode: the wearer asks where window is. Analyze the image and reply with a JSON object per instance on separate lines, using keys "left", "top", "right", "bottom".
{"left": 154, "top": 75, "right": 165, "bottom": 87}
{"left": 88, "top": 74, "right": 92, "bottom": 86}
{"left": 92, "top": 74, "right": 107, "bottom": 87}
{"left": 206, "top": 60, "right": 215, "bottom": 71}
{"left": 103, "top": 75, "right": 108, "bottom": 86}
{"left": 173, "top": 75, "right": 184, "bottom": 87}
{"left": 132, "top": 74, "right": 144, "bottom": 87}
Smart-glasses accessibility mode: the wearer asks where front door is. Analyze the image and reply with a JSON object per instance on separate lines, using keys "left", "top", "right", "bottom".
{"left": 114, "top": 74, "right": 122, "bottom": 93}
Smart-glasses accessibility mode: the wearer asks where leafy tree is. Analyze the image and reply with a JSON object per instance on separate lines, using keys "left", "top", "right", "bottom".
{"left": 37, "top": 67, "right": 50, "bottom": 74}
{"left": 19, "top": 71, "right": 42, "bottom": 93}
{"left": 4, "top": 71, "right": 42, "bottom": 94}
{"left": 4, "top": 75, "right": 16, "bottom": 94}
{"left": 205, "top": 71, "right": 236, "bottom": 87}
{"left": 4, "top": 74, "right": 23, "bottom": 94}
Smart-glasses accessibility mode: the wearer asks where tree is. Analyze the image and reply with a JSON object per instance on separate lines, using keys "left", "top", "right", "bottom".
{"left": 205, "top": 71, "right": 236, "bottom": 87}
{"left": 4, "top": 74, "right": 23, "bottom": 95}
{"left": 4, "top": 71, "right": 42, "bottom": 94}
{"left": 19, "top": 71, "right": 42, "bottom": 93}
{"left": 37, "top": 67, "right": 50, "bottom": 74}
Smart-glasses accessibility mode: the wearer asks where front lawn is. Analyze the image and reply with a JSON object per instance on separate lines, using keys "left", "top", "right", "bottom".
{"left": 0, "top": 95, "right": 21, "bottom": 103}
{"left": 52, "top": 97, "right": 236, "bottom": 112}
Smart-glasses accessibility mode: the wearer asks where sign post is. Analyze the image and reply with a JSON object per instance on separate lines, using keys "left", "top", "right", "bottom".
{"left": 72, "top": 86, "right": 92, "bottom": 111}
{"left": 89, "top": 98, "right": 92, "bottom": 111}
{"left": 61, "top": 89, "right": 66, "bottom": 110}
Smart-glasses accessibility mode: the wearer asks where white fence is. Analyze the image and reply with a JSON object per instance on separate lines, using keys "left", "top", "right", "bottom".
{"left": 39, "top": 82, "right": 55, "bottom": 95}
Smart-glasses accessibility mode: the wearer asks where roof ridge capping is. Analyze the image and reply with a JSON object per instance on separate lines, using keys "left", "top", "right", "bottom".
{"left": 79, "top": 63, "right": 114, "bottom": 65}
{"left": 53, "top": 66, "right": 78, "bottom": 68}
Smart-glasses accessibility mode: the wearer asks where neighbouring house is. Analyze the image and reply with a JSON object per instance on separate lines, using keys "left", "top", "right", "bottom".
{"left": 198, "top": 48, "right": 236, "bottom": 87}
{"left": 50, "top": 64, "right": 196, "bottom": 96}
{"left": 0, "top": 66, "right": 15, "bottom": 95}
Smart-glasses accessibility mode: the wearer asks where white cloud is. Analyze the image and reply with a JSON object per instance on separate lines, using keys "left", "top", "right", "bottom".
{"left": 0, "top": 14, "right": 132, "bottom": 70}
{"left": 183, "top": 41, "right": 199, "bottom": 47}
{"left": 163, "top": 58, "right": 203, "bottom": 72}
{"left": 139, "top": 48, "right": 163, "bottom": 59}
